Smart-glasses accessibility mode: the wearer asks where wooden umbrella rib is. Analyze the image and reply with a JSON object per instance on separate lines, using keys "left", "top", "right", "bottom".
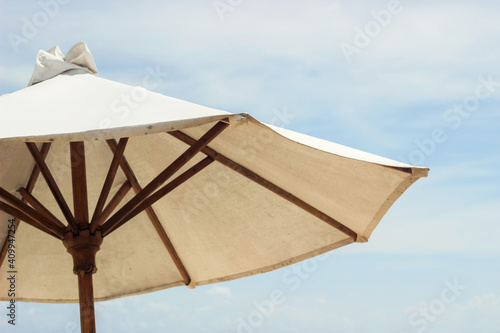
{"left": 26, "top": 143, "right": 52, "bottom": 190}
{"left": 107, "top": 140, "right": 140, "bottom": 192}
{"left": 169, "top": 131, "right": 359, "bottom": 241}
{"left": 0, "top": 143, "right": 51, "bottom": 269}
{"left": 19, "top": 187, "right": 67, "bottom": 229}
{"left": 142, "top": 207, "right": 191, "bottom": 285}
{"left": 89, "top": 137, "right": 128, "bottom": 232}
{"left": 105, "top": 139, "right": 192, "bottom": 285}
{"left": 26, "top": 142, "right": 78, "bottom": 233}
{"left": 102, "top": 121, "right": 229, "bottom": 239}
{"left": 92, "top": 181, "right": 132, "bottom": 229}
{"left": 0, "top": 201, "right": 61, "bottom": 239}
{"left": 102, "top": 156, "right": 214, "bottom": 236}
{"left": 70, "top": 141, "right": 89, "bottom": 229}
{"left": 0, "top": 186, "right": 65, "bottom": 238}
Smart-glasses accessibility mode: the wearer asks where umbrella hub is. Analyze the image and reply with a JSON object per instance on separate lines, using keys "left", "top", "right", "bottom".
{"left": 63, "top": 230, "right": 103, "bottom": 275}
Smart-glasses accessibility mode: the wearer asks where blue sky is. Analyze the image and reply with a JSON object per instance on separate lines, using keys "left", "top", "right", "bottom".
{"left": 1, "top": 0, "right": 499, "bottom": 332}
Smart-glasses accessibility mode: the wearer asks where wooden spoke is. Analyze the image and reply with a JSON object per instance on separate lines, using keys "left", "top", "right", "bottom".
{"left": 89, "top": 138, "right": 128, "bottom": 232}
{"left": 26, "top": 142, "right": 78, "bottom": 233}
{"left": 91, "top": 181, "right": 132, "bottom": 232}
{"left": 102, "top": 156, "right": 214, "bottom": 236}
{"left": 105, "top": 139, "right": 192, "bottom": 285}
{"left": 0, "top": 187, "right": 65, "bottom": 238}
{"left": 0, "top": 201, "right": 61, "bottom": 239}
{"left": 70, "top": 141, "right": 89, "bottom": 229}
{"left": 0, "top": 143, "right": 51, "bottom": 269}
{"left": 169, "top": 131, "right": 359, "bottom": 241}
{"left": 102, "top": 121, "right": 228, "bottom": 239}
{"left": 19, "top": 187, "right": 66, "bottom": 229}
{"left": 26, "top": 143, "right": 52, "bottom": 190}
{"left": 143, "top": 205, "right": 192, "bottom": 286}
{"left": 106, "top": 140, "right": 140, "bottom": 192}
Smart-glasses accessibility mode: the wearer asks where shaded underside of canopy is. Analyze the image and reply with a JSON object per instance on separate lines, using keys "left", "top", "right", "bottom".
{"left": 0, "top": 74, "right": 427, "bottom": 303}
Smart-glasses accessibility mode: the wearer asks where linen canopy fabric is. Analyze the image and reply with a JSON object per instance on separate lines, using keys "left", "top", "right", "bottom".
{"left": 0, "top": 43, "right": 428, "bottom": 303}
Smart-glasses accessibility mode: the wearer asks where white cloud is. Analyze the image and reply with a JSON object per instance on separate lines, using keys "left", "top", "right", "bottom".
{"left": 343, "top": 199, "right": 500, "bottom": 255}
{"left": 207, "top": 285, "right": 232, "bottom": 304}
{"left": 139, "top": 301, "right": 178, "bottom": 313}
{"left": 195, "top": 305, "right": 213, "bottom": 313}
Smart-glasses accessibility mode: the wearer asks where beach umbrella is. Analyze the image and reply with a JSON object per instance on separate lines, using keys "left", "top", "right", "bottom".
{"left": 0, "top": 42, "right": 428, "bottom": 333}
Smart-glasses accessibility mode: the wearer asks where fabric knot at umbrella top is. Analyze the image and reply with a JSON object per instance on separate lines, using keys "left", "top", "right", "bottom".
{"left": 28, "top": 41, "right": 98, "bottom": 87}
{"left": 0, "top": 42, "right": 428, "bottom": 333}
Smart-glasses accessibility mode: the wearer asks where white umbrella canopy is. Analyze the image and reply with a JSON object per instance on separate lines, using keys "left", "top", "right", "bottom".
{"left": 0, "top": 43, "right": 428, "bottom": 331}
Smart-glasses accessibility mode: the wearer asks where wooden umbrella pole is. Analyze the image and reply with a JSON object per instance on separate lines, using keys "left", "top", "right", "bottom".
{"left": 78, "top": 272, "right": 96, "bottom": 333}
{"left": 63, "top": 230, "right": 102, "bottom": 333}
{"left": 67, "top": 140, "right": 100, "bottom": 333}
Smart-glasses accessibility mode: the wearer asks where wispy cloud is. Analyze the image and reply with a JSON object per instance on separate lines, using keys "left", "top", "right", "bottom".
{"left": 207, "top": 285, "right": 232, "bottom": 305}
